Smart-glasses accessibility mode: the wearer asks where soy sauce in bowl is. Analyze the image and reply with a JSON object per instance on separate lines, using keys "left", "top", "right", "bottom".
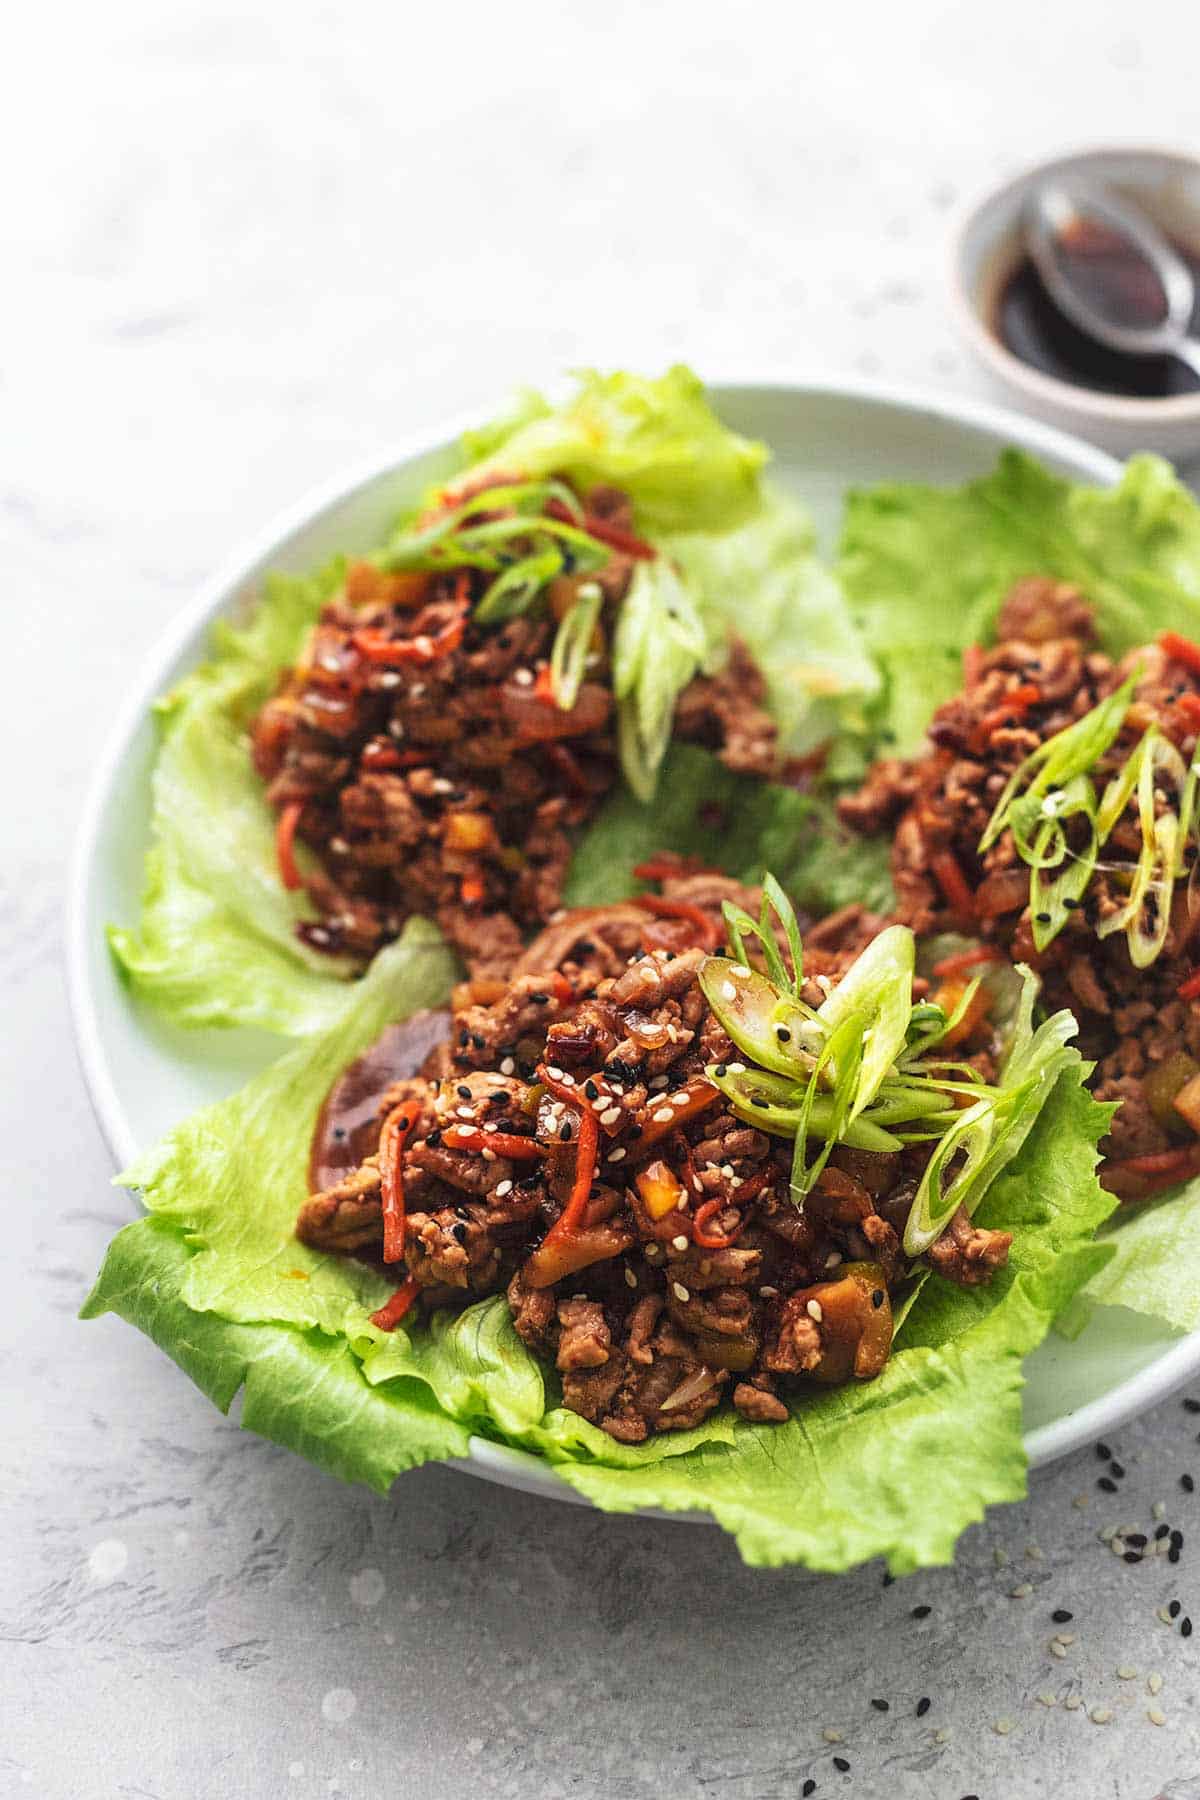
{"left": 995, "top": 234, "right": 1200, "bottom": 398}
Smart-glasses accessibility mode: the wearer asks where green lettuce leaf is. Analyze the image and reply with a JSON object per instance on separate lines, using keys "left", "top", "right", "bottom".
{"left": 456, "top": 365, "right": 767, "bottom": 535}
{"left": 1063, "top": 1177, "right": 1200, "bottom": 1338}
{"left": 564, "top": 742, "right": 894, "bottom": 918}
{"left": 841, "top": 450, "right": 1200, "bottom": 754}
{"left": 665, "top": 484, "right": 880, "bottom": 760}
{"left": 85, "top": 887, "right": 1115, "bottom": 1571}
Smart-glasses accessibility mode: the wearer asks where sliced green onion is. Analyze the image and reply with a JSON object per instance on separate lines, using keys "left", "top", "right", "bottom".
{"left": 614, "top": 559, "right": 711, "bottom": 802}
{"left": 1095, "top": 730, "right": 1188, "bottom": 968}
{"left": 791, "top": 1013, "right": 864, "bottom": 1203}
{"left": 979, "top": 671, "right": 1138, "bottom": 853}
{"left": 698, "top": 956, "right": 820, "bottom": 1079}
{"left": 474, "top": 547, "right": 566, "bottom": 623}
{"left": 1028, "top": 773, "right": 1099, "bottom": 952}
{"left": 814, "top": 923, "right": 914, "bottom": 1119}
{"left": 548, "top": 585, "right": 604, "bottom": 710}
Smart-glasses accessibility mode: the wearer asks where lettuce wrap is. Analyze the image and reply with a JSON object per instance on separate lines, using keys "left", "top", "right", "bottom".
{"left": 84, "top": 764, "right": 1116, "bottom": 1570}
{"left": 109, "top": 366, "right": 875, "bottom": 1036}
{"left": 839, "top": 447, "right": 1200, "bottom": 1339}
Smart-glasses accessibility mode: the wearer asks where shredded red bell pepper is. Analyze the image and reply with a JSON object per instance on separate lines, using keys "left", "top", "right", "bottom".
{"left": 352, "top": 576, "right": 470, "bottom": 666}
{"left": 1178, "top": 969, "right": 1200, "bottom": 1002}
{"left": 636, "top": 895, "right": 721, "bottom": 951}
{"left": 1160, "top": 630, "right": 1200, "bottom": 677}
{"left": 1175, "top": 692, "right": 1200, "bottom": 734}
{"left": 931, "top": 850, "right": 976, "bottom": 919}
{"left": 379, "top": 1102, "right": 416, "bottom": 1264}
{"left": 275, "top": 801, "right": 304, "bottom": 891}
{"left": 442, "top": 1126, "right": 546, "bottom": 1159}
{"left": 544, "top": 498, "right": 656, "bottom": 561}
{"left": 931, "top": 945, "right": 1004, "bottom": 979}
{"left": 970, "top": 682, "right": 1042, "bottom": 750}
{"left": 692, "top": 1197, "right": 742, "bottom": 1249}
{"left": 460, "top": 874, "right": 486, "bottom": 906}
{"left": 536, "top": 1067, "right": 599, "bottom": 1243}
{"left": 370, "top": 1276, "right": 421, "bottom": 1331}
{"left": 532, "top": 665, "right": 556, "bottom": 703}
{"left": 1103, "top": 1140, "right": 1200, "bottom": 1200}
{"left": 360, "top": 740, "right": 432, "bottom": 772}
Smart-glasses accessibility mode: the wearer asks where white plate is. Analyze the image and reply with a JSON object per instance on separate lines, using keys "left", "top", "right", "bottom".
{"left": 68, "top": 377, "right": 1198, "bottom": 1512}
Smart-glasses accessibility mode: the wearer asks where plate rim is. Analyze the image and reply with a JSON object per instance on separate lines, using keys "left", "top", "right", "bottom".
{"left": 67, "top": 371, "right": 1200, "bottom": 1507}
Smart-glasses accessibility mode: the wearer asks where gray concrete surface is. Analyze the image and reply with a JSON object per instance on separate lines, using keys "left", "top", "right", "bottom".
{"left": 4, "top": 3, "right": 1200, "bottom": 1794}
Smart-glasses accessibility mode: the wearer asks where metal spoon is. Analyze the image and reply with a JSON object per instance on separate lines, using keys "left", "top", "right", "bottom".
{"left": 1023, "top": 179, "right": 1200, "bottom": 380}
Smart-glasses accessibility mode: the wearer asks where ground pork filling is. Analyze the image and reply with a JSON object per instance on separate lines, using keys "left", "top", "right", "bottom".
{"left": 297, "top": 877, "right": 1011, "bottom": 1441}
{"left": 839, "top": 576, "right": 1200, "bottom": 1190}
{"left": 250, "top": 478, "right": 780, "bottom": 980}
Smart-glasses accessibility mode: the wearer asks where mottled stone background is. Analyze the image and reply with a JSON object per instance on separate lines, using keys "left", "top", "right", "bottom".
{"left": 4, "top": 3, "right": 1200, "bottom": 1795}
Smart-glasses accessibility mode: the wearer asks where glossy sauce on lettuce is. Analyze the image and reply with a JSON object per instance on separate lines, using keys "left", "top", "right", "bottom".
{"left": 309, "top": 1009, "right": 451, "bottom": 1192}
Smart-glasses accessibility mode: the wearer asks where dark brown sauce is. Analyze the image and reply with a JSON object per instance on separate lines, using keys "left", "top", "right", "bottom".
{"left": 994, "top": 234, "right": 1200, "bottom": 399}
{"left": 308, "top": 1009, "right": 451, "bottom": 1193}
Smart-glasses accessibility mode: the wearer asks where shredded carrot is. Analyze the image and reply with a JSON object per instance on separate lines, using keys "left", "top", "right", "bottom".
{"left": 636, "top": 895, "right": 721, "bottom": 951}
{"left": 970, "top": 682, "right": 1042, "bottom": 750}
{"left": 931, "top": 850, "right": 976, "bottom": 919}
{"left": 932, "top": 978, "right": 992, "bottom": 1048}
{"left": 1102, "top": 1140, "right": 1200, "bottom": 1200}
{"left": 633, "top": 854, "right": 719, "bottom": 883}
{"left": 536, "top": 1067, "right": 599, "bottom": 1242}
{"left": 442, "top": 1126, "right": 546, "bottom": 1160}
{"left": 1176, "top": 692, "right": 1200, "bottom": 734}
{"left": 379, "top": 1102, "right": 415, "bottom": 1264}
{"left": 1160, "top": 630, "right": 1200, "bottom": 677}
{"left": 370, "top": 1276, "right": 421, "bottom": 1331}
{"left": 352, "top": 584, "right": 469, "bottom": 666}
{"left": 1179, "top": 969, "right": 1200, "bottom": 1002}
{"left": 460, "top": 874, "right": 486, "bottom": 906}
{"left": 275, "top": 801, "right": 304, "bottom": 891}
{"left": 931, "top": 945, "right": 1004, "bottom": 979}
{"left": 532, "top": 665, "right": 556, "bottom": 703}
{"left": 692, "top": 1198, "right": 742, "bottom": 1249}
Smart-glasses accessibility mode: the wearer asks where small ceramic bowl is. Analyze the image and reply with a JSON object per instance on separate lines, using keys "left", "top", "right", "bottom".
{"left": 949, "top": 145, "right": 1200, "bottom": 460}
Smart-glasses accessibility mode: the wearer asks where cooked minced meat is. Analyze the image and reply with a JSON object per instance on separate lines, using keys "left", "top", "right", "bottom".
{"left": 251, "top": 478, "right": 780, "bottom": 979}
{"left": 840, "top": 578, "right": 1200, "bottom": 1189}
{"left": 298, "top": 875, "right": 1008, "bottom": 1440}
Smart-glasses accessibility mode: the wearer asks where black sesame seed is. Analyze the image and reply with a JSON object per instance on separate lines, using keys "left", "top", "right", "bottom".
{"left": 1183, "top": 1473, "right": 1196, "bottom": 1493}
{"left": 1183, "top": 1617, "right": 1194, "bottom": 1638}
{"left": 776, "top": 1026, "right": 792, "bottom": 1042}
{"left": 832, "top": 1758, "right": 850, "bottom": 1774}
{"left": 559, "top": 1123, "right": 572, "bottom": 1142}
{"left": 1170, "top": 1546, "right": 1182, "bottom": 1564}
{"left": 1169, "top": 1599, "right": 1182, "bottom": 1619}
{"left": 871, "top": 1289, "right": 885, "bottom": 1308}
{"left": 1171, "top": 1529, "right": 1184, "bottom": 1549}
{"left": 1126, "top": 1532, "right": 1147, "bottom": 1548}
{"left": 1051, "top": 1608, "right": 1073, "bottom": 1623}
{"left": 1184, "top": 1399, "right": 1200, "bottom": 1415}
{"left": 426, "top": 1128, "right": 442, "bottom": 1148}
{"left": 471, "top": 1033, "right": 486, "bottom": 1050}
{"left": 1123, "top": 1550, "right": 1142, "bottom": 1564}
{"left": 529, "top": 992, "right": 549, "bottom": 1005}
{"left": 584, "top": 1080, "right": 599, "bottom": 1101}
{"left": 871, "top": 1698, "right": 889, "bottom": 1712}
{"left": 628, "top": 1123, "right": 643, "bottom": 1139}
{"left": 803, "top": 1784, "right": 817, "bottom": 1798}
{"left": 576, "top": 940, "right": 595, "bottom": 956}
{"left": 1096, "top": 1441, "right": 1113, "bottom": 1459}
{"left": 882, "top": 1572, "right": 895, "bottom": 1588}
{"left": 916, "top": 1695, "right": 931, "bottom": 1717}
{"left": 715, "top": 1064, "right": 728, "bottom": 1077}
{"left": 1156, "top": 1524, "right": 1170, "bottom": 1540}
{"left": 332, "top": 1125, "right": 346, "bottom": 1141}
{"left": 1098, "top": 1476, "right": 1118, "bottom": 1493}
{"left": 458, "top": 1030, "right": 469, "bottom": 1047}
{"left": 456, "top": 1084, "right": 472, "bottom": 1100}
{"left": 911, "top": 1604, "right": 931, "bottom": 1619}
{"left": 1110, "top": 1460, "right": 1126, "bottom": 1479}
{"left": 1036, "top": 911, "right": 1052, "bottom": 924}
{"left": 751, "top": 1097, "right": 770, "bottom": 1109}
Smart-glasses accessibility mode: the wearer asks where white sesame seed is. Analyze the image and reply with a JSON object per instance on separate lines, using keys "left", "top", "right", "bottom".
{"left": 1036, "top": 1692, "right": 1057, "bottom": 1708}
{"left": 759, "top": 1285, "right": 779, "bottom": 1298}
{"left": 653, "top": 1108, "right": 675, "bottom": 1124}
{"left": 1090, "top": 1707, "right": 1112, "bottom": 1725}
{"left": 1055, "top": 1633, "right": 1076, "bottom": 1646}
{"left": 624, "top": 1267, "right": 637, "bottom": 1289}
{"left": 1117, "top": 1665, "right": 1138, "bottom": 1680}
{"left": 308, "top": 928, "right": 330, "bottom": 945}
{"left": 514, "top": 668, "right": 534, "bottom": 687}
{"left": 329, "top": 836, "right": 349, "bottom": 855}
{"left": 378, "top": 670, "right": 401, "bottom": 688}
{"left": 824, "top": 1250, "right": 843, "bottom": 1270}
{"left": 1050, "top": 1642, "right": 1068, "bottom": 1659}
{"left": 720, "top": 980, "right": 737, "bottom": 1002}
{"left": 1158, "top": 1606, "right": 1175, "bottom": 1625}
{"left": 500, "top": 1058, "right": 515, "bottom": 1076}
{"left": 482, "top": 1120, "right": 497, "bottom": 1133}
{"left": 806, "top": 1300, "right": 824, "bottom": 1323}
{"left": 649, "top": 1074, "right": 669, "bottom": 1090}
{"left": 993, "top": 1547, "right": 1009, "bottom": 1568}
{"left": 409, "top": 682, "right": 426, "bottom": 699}
{"left": 1153, "top": 1500, "right": 1167, "bottom": 1521}
{"left": 1148, "top": 1672, "right": 1164, "bottom": 1696}
{"left": 1025, "top": 1543, "right": 1044, "bottom": 1561}
{"left": 481, "top": 1148, "right": 496, "bottom": 1163}
{"left": 546, "top": 1066, "right": 565, "bottom": 1081}
{"left": 672, "top": 1283, "right": 690, "bottom": 1303}
{"left": 1110, "top": 1539, "right": 1128, "bottom": 1558}
{"left": 1099, "top": 1526, "right": 1118, "bottom": 1543}
{"left": 1148, "top": 1706, "right": 1167, "bottom": 1726}
{"left": 643, "top": 1241, "right": 660, "bottom": 1258}
{"left": 821, "top": 1729, "right": 843, "bottom": 1745}
{"left": 1009, "top": 1583, "right": 1032, "bottom": 1599}
{"left": 494, "top": 1180, "right": 513, "bottom": 1197}
{"left": 432, "top": 777, "right": 453, "bottom": 794}
{"left": 1064, "top": 1694, "right": 1082, "bottom": 1712}
{"left": 456, "top": 1106, "right": 474, "bottom": 1119}
{"left": 600, "top": 1106, "right": 622, "bottom": 1126}
{"left": 671, "top": 1235, "right": 689, "bottom": 1252}
{"left": 933, "top": 1727, "right": 951, "bottom": 1744}
{"left": 1072, "top": 1494, "right": 1089, "bottom": 1509}
{"left": 726, "top": 1063, "right": 745, "bottom": 1075}
{"left": 670, "top": 1092, "right": 691, "bottom": 1109}
{"left": 992, "top": 1717, "right": 1014, "bottom": 1736}
{"left": 607, "top": 1148, "right": 626, "bottom": 1163}
{"left": 639, "top": 965, "right": 658, "bottom": 986}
